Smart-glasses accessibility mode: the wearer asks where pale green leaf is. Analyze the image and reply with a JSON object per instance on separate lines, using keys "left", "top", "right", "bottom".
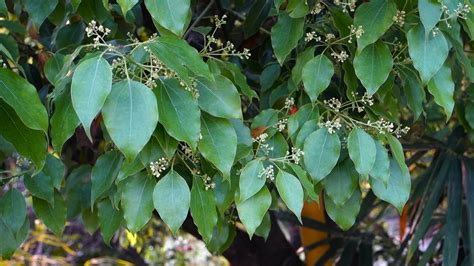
{"left": 144, "top": 0, "right": 190, "bottom": 36}
{"left": 353, "top": 42, "right": 393, "bottom": 95}
{"left": 275, "top": 170, "right": 304, "bottom": 222}
{"left": 347, "top": 128, "right": 377, "bottom": 178}
{"left": 386, "top": 134, "right": 406, "bottom": 172}
{"left": 302, "top": 54, "right": 334, "bottom": 102}
{"left": 427, "top": 64, "right": 455, "bottom": 120}
{"left": 239, "top": 159, "right": 265, "bottom": 202}
{"left": 369, "top": 140, "right": 390, "bottom": 184}
{"left": 303, "top": 128, "right": 341, "bottom": 182}
{"left": 71, "top": 56, "right": 112, "bottom": 140}
{"left": 196, "top": 76, "right": 242, "bottom": 119}
{"left": 291, "top": 47, "right": 315, "bottom": 85}
{"left": 153, "top": 170, "right": 190, "bottom": 235}
{"left": 419, "top": 0, "right": 442, "bottom": 33}
{"left": 236, "top": 186, "right": 272, "bottom": 238}
{"left": 102, "top": 80, "right": 158, "bottom": 161}
{"left": 117, "top": 0, "right": 138, "bottom": 16}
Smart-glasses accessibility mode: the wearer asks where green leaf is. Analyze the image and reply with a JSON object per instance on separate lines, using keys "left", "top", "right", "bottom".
{"left": 24, "top": 173, "right": 54, "bottom": 205}
{"left": 32, "top": 191, "right": 66, "bottom": 236}
{"left": 324, "top": 189, "right": 361, "bottom": 231}
{"left": 407, "top": 24, "right": 449, "bottom": 84}
{"left": 196, "top": 76, "right": 242, "bottom": 119}
{"left": 243, "top": 0, "right": 272, "bottom": 37}
{"left": 386, "top": 134, "right": 406, "bottom": 172}
{"left": 236, "top": 186, "right": 272, "bottom": 238}
{"left": 354, "top": 0, "right": 397, "bottom": 51}
{"left": 289, "top": 164, "right": 319, "bottom": 201}
{"left": 254, "top": 212, "right": 271, "bottom": 240}
{"left": 239, "top": 159, "right": 265, "bottom": 202}
{"left": 148, "top": 36, "right": 212, "bottom": 84}
{"left": 117, "top": 0, "right": 138, "bottom": 16}
{"left": 0, "top": 68, "right": 48, "bottom": 133}
{"left": 121, "top": 172, "right": 156, "bottom": 232}
{"left": 287, "top": 0, "right": 309, "bottom": 18}
{"left": 103, "top": 80, "right": 158, "bottom": 161}
{"left": 98, "top": 199, "right": 123, "bottom": 244}
{"left": 370, "top": 158, "right": 411, "bottom": 213}
{"left": 401, "top": 68, "right": 425, "bottom": 120}
{"left": 155, "top": 79, "right": 201, "bottom": 149}
{"left": 139, "top": 137, "right": 165, "bottom": 165}
{"left": 353, "top": 42, "right": 393, "bottom": 95}
{"left": 43, "top": 154, "right": 65, "bottom": 190}
{"left": 288, "top": 104, "right": 319, "bottom": 142}
{"left": 347, "top": 128, "right": 377, "bottom": 178}
{"left": 0, "top": 189, "right": 27, "bottom": 233}
{"left": 323, "top": 160, "right": 358, "bottom": 206}
{"left": 427, "top": 64, "right": 455, "bottom": 120}
{"left": 0, "top": 217, "right": 28, "bottom": 259}
{"left": 419, "top": 0, "right": 442, "bottom": 33}
{"left": 0, "top": 0, "right": 7, "bottom": 16}
{"left": 211, "top": 59, "right": 257, "bottom": 100}
{"left": 71, "top": 56, "right": 112, "bottom": 140}
{"left": 144, "top": 0, "right": 190, "bottom": 36}
{"left": 153, "top": 170, "right": 190, "bottom": 235}
{"left": 275, "top": 170, "right": 304, "bottom": 222}
{"left": 153, "top": 125, "right": 178, "bottom": 159}
{"left": 442, "top": 158, "right": 461, "bottom": 265}
{"left": 214, "top": 174, "right": 237, "bottom": 215}
{"left": 303, "top": 128, "right": 341, "bottom": 182}
{"left": 51, "top": 87, "right": 80, "bottom": 152}
{"left": 466, "top": 103, "right": 474, "bottom": 129}
{"left": 292, "top": 47, "right": 315, "bottom": 85}
{"left": 369, "top": 140, "right": 390, "bottom": 184}
{"left": 23, "top": 0, "right": 58, "bottom": 25}
{"left": 190, "top": 176, "right": 218, "bottom": 243}
{"left": 302, "top": 54, "right": 334, "bottom": 102}
{"left": 231, "top": 119, "right": 253, "bottom": 162}
{"left": 198, "top": 114, "right": 237, "bottom": 179}
{"left": 0, "top": 101, "right": 47, "bottom": 171}
{"left": 295, "top": 119, "right": 318, "bottom": 149}
{"left": 91, "top": 151, "right": 124, "bottom": 207}
{"left": 271, "top": 12, "right": 304, "bottom": 65}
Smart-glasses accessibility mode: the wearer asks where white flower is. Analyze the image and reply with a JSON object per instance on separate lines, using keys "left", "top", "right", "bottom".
{"left": 150, "top": 158, "right": 169, "bottom": 178}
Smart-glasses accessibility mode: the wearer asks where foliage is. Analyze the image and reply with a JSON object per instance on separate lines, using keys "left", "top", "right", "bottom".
{"left": 0, "top": 0, "right": 473, "bottom": 264}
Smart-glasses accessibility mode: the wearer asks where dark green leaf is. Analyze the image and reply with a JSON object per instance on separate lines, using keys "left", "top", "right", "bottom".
{"left": 23, "top": 0, "right": 58, "bottom": 25}
{"left": 323, "top": 160, "right": 358, "bottom": 206}
{"left": 144, "top": 0, "right": 190, "bottom": 36}
{"left": 239, "top": 159, "right": 265, "bottom": 202}
{"left": 271, "top": 12, "right": 304, "bottom": 65}
{"left": 347, "top": 128, "right": 376, "bottom": 178}
{"left": 302, "top": 54, "right": 334, "bottom": 102}
{"left": 98, "top": 199, "right": 123, "bottom": 244}
{"left": 276, "top": 170, "right": 304, "bottom": 221}
{"left": 0, "top": 189, "right": 27, "bottom": 233}
{"left": 117, "top": 0, "right": 138, "bottom": 16}
{"left": 24, "top": 173, "right": 54, "bottom": 205}
{"left": 325, "top": 189, "right": 361, "bottom": 231}
{"left": 196, "top": 76, "right": 242, "bottom": 119}
{"left": 236, "top": 186, "right": 272, "bottom": 238}
{"left": 369, "top": 140, "right": 390, "bottom": 184}
{"left": 427, "top": 64, "right": 455, "bottom": 120}
{"left": 91, "top": 151, "right": 124, "bottom": 207}
{"left": 303, "top": 128, "right": 341, "bottom": 182}
{"left": 243, "top": 0, "right": 272, "bottom": 37}
{"left": 32, "top": 191, "right": 66, "bottom": 236}
{"left": 190, "top": 176, "right": 218, "bottom": 243}
{"left": 443, "top": 159, "right": 462, "bottom": 265}
{"left": 292, "top": 47, "right": 315, "bottom": 85}
{"left": 51, "top": 87, "right": 80, "bottom": 152}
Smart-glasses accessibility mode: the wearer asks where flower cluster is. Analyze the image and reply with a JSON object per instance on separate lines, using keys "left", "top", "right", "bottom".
{"left": 334, "top": 0, "right": 356, "bottom": 13}
{"left": 181, "top": 144, "right": 200, "bottom": 164}
{"left": 259, "top": 165, "right": 275, "bottom": 181}
{"left": 310, "top": 2, "right": 324, "bottom": 15}
{"left": 253, "top": 133, "right": 274, "bottom": 156}
{"left": 286, "top": 147, "right": 304, "bottom": 164}
{"left": 441, "top": 3, "right": 471, "bottom": 28}
{"left": 348, "top": 25, "right": 364, "bottom": 43}
{"left": 150, "top": 158, "right": 169, "bottom": 178}
{"left": 352, "top": 92, "right": 374, "bottom": 113}
{"left": 85, "top": 20, "right": 111, "bottom": 48}
{"left": 324, "top": 98, "right": 342, "bottom": 112}
{"left": 284, "top": 97, "right": 295, "bottom": 110}
{"left": 331, "top": 50, "right": 349, "bottom": 63}
{"left": 305, "top": 31, "right": 321, "bottom": 42}
{"left": 274, "top": 119, "right": 288, "bottom": 132}
{"left": 201, "top": 174, "right": 216, "bottom": 190}
{"left": 319, "top": 118, "right": 342, "bottom": 134}
{"left": 393, "top": 10, "right": 406, "bottom": 27}
{"left": 325, "top": 33, "right": 336, "bottom": 42}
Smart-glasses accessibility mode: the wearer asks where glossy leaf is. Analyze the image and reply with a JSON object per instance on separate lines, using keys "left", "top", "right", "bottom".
{"left": 353, "top": 42, "right": 393, "bottom": 95}
{"left": 302, "top": 54, "right": 334, "bottom": 102}
{"left": 190, "top": 176, "right": 218, "bottom": 243}
{"left": 354, "top": 0, "right": 397, "bottom": 51}
{"left": 427, "top": 64, "right": 455, "bottom": 120}
{"left": 71, "top": 56, "right": 112, "bottom": 140}
{"left": 347, "top": 128, "right": 377, "bottom": 178}
{"left": 195, "top": 76, "right": 242, "bottom": 119}
{"left": 239, "top": 159, "right": 265, "bottom": 202}
{"left": 236, "top": 186, "right": 272, "bottom": 238}
{"left": 325, "top": 189, "right": 361, "bottom": 231}
{"left": 91, "top": 151, "right": 124, "bottom": 207}
{"left": 275, "top": 170, "right": 304, "bottom": 222}
{"left": 121, "top": 172, "right": 156, "bottom": 232}
{"left": 144, "top": 0, "right": 190, "bottom": 36}
{"left": 198, "top": 114, "right": 237, "bottom": 179}
{"left": 303, "top": 128, "right": 341, "bottom": 182}
{"left": 102, "top": 80, "right": 158, "bottom": 161}
{"left": 271, "top": 12, "right": 304, "bottom": 65}
{"left": 407, "top": 24, "right": 449, "bottom": 84}
{"left": 155, "top": 79, "right": 201, "bottom": 149}
{"left": 153, "top": 170, "right": 190, "bottom": 235}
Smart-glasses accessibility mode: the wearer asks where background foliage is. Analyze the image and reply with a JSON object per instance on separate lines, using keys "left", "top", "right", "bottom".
{"left": 0, "top": 0, "right": 474, "bottom": 264}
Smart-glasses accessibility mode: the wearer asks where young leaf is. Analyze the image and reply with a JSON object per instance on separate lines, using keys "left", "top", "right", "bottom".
{"left": 407, "top": 24, "right": 448, "bottom": 84}
{"left": 121, "top": 172, "right": 156, "bottom": 232}
{"left": 102, "top": 80, "right": 158, "bottom": 161}
{"left": 50, "top": 87, "right": 80, "bottom": 152}
{"left": 98, "top": 199, "right": 123, "bottom": 244}
{"left": 302, "top": 54, "right": 334, "bottom": 102}
{"left": 271, "top": 12, "right": 304, "bottom": 65}
{"left": 236, "top": 186, "right": 272, "bottom": 238}
{"left": 427, "top": 64, "right": 455, "bottom": 120}
{"left": 71, "top": 56, "right": 112, "bottom": 140}
{"left": 354, "top": 0, "right": 397, "bottom": 51}
{"left": 239, "top": 159, "right": 265, "bottom": 202}
{"left": 155, "top": 79, "right": 201, "bottom": 149}
{"left": 323, "top": 160, "right": 358, "bottom": 206}
{"left": 324, "top": 189, "right": 361, "bottom": 231}
{"left": 347, "top": 128, "right": 377, "bottom": 178}
{"left": 369, "top": 140, "right": 390, "bottom": 184}
{"left": 370, "top": 158, "right": 411, "bottom": 213}
{"left": 303, "top": 128, "right": 341, "bottom": 182}
{"left": 419, "top": 0, "right": 442, "bottom": 34}
{"left": 144, "top": 0, "right": 190, "bottom": 36}
{"left": 198, "top": 114, "right": 237, "bottom": 179}
{"left": 190, "top": 176, "right": 218, "bottom": 243}
{"left": 195, "top": 76, "right": 242, "bottom": 119}
{"left": 275, "top": 170, "right": 304, "bottom": 222}
{"left": 153, "top": 170, "right": 190, "bottom": 235}
{"left": 91, "top": 151, "right": 124, "bottom": 207}
{"left": 32, "top": 191, "right": 66, "bottom": 237}
{"left": 353, "top": 42, "right": 393, "bottom": 95}
{"left": 0, "top": 68, "right": 48, "bottom": 133}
